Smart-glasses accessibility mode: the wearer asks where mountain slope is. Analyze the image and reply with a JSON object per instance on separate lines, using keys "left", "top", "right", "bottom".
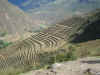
{"left": 26, "top": 0, "right": 100, "bottom": 25}
{"left": 8, "top": 0, "right": 56, "bottom": 11}
{"left": 0, "top": 9, "right": 100, "bottom": 75}
{"left": 0, "top": 0, "right": 40, "bottom": 35}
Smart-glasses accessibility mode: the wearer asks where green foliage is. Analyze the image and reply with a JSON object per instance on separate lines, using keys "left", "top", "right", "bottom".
{"left": 39, "top": 46, "right": 77, "bottom": 69}
{"left": 0, "top": 40, "right": 12, "bottom": 49}
{"left": 54, "top": 46, "right": 76, "bottom": 63}
{"left": 67, "top": 45, "right": 77, "bottom": 60}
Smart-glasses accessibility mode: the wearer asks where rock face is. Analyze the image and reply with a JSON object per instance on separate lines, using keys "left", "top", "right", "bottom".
{"left": 20, "top": 57, "right": 100, "bottom": 75}
{"left": 0, "top": 0, "right": 39, "bottom": 35}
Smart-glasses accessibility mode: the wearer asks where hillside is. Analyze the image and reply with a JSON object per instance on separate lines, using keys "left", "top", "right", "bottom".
{"left": 26, "top": 0, "right": 100, "bottom": 25}
{"left": 20, "top": 57, "right": 100, "bottom": 75}
{"left": 58, "top": 9, "right": 100, "bottom": 42}
{"left": 0, "top": 0, "right": 41, "bottom": 35}
{"left": 0, "top": 9, "right": 100, "bottom": 75}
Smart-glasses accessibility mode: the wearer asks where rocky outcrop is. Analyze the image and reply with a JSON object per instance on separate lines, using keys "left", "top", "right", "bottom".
{"left": 20, "top": 57, "right": 100, "bottom": 75}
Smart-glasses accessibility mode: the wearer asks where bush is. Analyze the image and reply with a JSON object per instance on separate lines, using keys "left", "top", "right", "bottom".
{"left": 0, "top": 40, "right": 12, "bottom": 49}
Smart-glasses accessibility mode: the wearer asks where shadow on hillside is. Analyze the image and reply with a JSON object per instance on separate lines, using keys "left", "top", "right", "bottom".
{"left": 71, "top": 19, "right": 100, "bottom": 43}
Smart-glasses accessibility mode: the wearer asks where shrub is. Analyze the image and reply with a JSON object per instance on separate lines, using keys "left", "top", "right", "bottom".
{"left": 0, "top": 40, "right": 12, "bottom": 49}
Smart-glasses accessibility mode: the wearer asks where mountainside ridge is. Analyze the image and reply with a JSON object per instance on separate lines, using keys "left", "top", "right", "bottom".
{"left": 0, "top": 0, "right": 40, "bottom": 35}
{"left": 0, "top": 9, "right": 100, "bottom": 75}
